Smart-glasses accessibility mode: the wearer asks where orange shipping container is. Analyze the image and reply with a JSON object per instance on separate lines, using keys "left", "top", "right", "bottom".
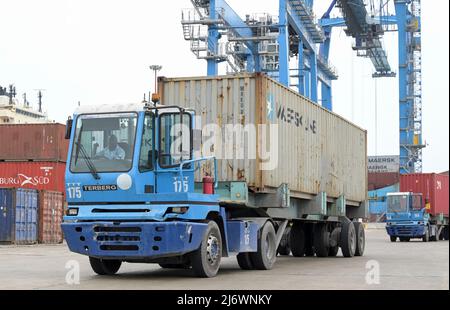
{"left": 38, "top": 191, "right": 64, "bottom": 244}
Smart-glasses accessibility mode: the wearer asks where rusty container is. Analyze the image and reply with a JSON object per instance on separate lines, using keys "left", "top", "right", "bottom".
{"left": 38, "top": 190, "right": 64, "bottom": 244}
{"left": 0, "top": 123, "right": 69, "bottom": 162}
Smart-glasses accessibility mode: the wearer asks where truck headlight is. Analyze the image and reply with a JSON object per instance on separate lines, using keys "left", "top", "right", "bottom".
{"left": 67, "top": 208, "right": 79, "bottom": 216}
{"left": 167, "top": 207, "right": 189, "bottom": 214}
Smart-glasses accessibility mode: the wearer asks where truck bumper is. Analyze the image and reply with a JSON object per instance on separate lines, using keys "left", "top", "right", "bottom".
{"left": 61, "top": 221, "right": 207, "bottom": 260}
{"left": 386, "top": 224, "right": 426, "bottom": 237}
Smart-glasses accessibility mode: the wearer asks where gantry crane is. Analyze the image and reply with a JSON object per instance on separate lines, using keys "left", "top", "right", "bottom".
{"left": 181, "top": 0, "right": 424, "bottom": 174}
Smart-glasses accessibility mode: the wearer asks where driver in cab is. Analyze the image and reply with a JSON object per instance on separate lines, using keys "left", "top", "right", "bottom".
{"left": 96, "top": 134, "right": 125, "bottom": 160}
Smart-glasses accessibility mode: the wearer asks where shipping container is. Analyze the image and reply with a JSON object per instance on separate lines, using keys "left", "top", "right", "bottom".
{"left": 0, "top": 161, "right": 66, "bottom": 193}
{"left": 0, "top": 188, "right": 38, "bottom": 245}
{"left": 0, "top": 123, "right": 69, "bottom": 162}
{"left": 368, "top": 172, "right": 400, "bottom": 191}
{"left": 400, "top": 174, "right": 449, "bottom": 217}
{"left": 160, "top": 74, "right": 367, "bottom": 206}
{"left": 38, "top": 191, "right": 64, "bottom": 244}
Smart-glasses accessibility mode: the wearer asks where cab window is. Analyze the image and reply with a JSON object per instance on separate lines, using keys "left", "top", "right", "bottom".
{"left": 159, "top": 113, "right": 192, "bottom": 168}
{"left": 139, "top": 113, "right": 155, "bottom": 172}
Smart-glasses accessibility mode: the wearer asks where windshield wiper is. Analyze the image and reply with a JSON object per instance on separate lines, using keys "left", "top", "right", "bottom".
{"left": 75, "top": 142, "right": 100, "bottom": 180}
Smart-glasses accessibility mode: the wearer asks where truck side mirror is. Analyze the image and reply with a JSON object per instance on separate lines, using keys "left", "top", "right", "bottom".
{"left": 65, "top": 118, "right": 73, "bottom": 140}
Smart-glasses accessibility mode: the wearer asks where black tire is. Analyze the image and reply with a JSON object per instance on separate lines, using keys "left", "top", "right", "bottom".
{"left": 390, "top": 236, "right": 397, "bottom": 242}
{"left": 159, "top": 263, "right": 190, "bottom": 269}
{"left": 250, "top": 221, "right": 277, "bottom": 270}
{"left": 422, "top": 228, "right": 430, "bottom": 243}
{"left": 444, "top": 227, "right": 449, "bottom": 241}
{"left": 328, "top": 227, "right": 340, "bottom": 257}
{"left": 277, "top": 226, "right": 291, "bottom": 256}
{"left": 89, "top": 257, "right": 122, "bottom": 275}
{"left": 190, "top": 221, "right": 222, "bottom": 278}
{"left": 340, "top": 221, "right": 356, "bottom": 258}
{"left": 304, "top": 224, "right": 315, "bottom": 257}
{"left": 353, "top": 222, "right": 365, "bottom": 256}
{"left": 399, "top": 237, "right": 410, "bottom": 242}
{"left": 313, "top": 224, "right": 330, "bottom": 257}
{"left": 236, "top": 253, "right": 254, "bottom": 270}
{"left": 290, "top": 224, "right": 306, "bottom": 257}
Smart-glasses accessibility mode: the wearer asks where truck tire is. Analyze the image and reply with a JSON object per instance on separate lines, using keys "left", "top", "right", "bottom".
{"left": 354, "top": 222, "right": 365, "bottom": 256}
{"left": 290, "top": 224, "right": 306, "bottom": 257}
{"left": 191, "top": 221, "right": 222, "bottom": 278}
{"left": 89, "top": 257, "right": 122, "bottom": 275}
{"left": 444, "top": 227, "right": 449, "bottom": 241}
{"left": 340, "top": 221, "right": 356, "bottom": 258}
{"left": 328, "top": 227, "right": 340, "bottom": 257}
{"left": 313, "top": 224, "right": 330, "bottom": 257}
{"left": 277, "top": 226, "right": 291, "bottom": 256}
{"left": 390, "top": 236, "right": 397, "bottom": 242}
{"left": 422, "top": 229, "right": 430, "bottom": 243}
{"left": 304, "top": 224, "right": 315, "bottom": 257}
{"left": 250, "top": 221, "right": 277, "bottom": 270}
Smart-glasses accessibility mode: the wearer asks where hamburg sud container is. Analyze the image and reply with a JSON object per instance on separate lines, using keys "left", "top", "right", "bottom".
{"left": 0, "top": 188, "right": 38, "bottom": 245}
{"left": 0, "top": 161, "right": 66, "bottom": 193}
{"left": 0, "top": 123, "right": 69, "bottom": 162}
{"left": 38, "top": 191, "right": 64, "bottom": 244}
{"left": 400, "top": 174, "right": 449, "bottom": 217}
{"left": 159, "top": 74, "right": 367, "bottom": 215}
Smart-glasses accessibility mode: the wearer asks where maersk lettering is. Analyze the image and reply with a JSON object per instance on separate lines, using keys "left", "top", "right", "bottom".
{"left": 277, "top": 105, "right": 317, "bottom": 134}
{"left": 83, "top": 185, "right": 118, "bottom": 192}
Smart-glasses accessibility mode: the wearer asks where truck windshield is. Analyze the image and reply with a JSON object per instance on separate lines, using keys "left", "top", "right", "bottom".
{"left": 70, "top": 113, "right": 138, "bottom": 173}
{"left": 387, "top": 195, "right": 409, "bottom": 213}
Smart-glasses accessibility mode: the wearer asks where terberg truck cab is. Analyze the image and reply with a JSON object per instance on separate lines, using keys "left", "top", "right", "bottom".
{"left": 386, "top": 192, "right": 449, "bottom": 242}
{"left": 62, "top": 101, "right": 366, "bottom": 278}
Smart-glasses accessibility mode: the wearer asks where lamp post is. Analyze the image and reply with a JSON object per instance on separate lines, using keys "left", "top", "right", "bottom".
{"left": 149, "top": 65, "right": 162, "bottom": 104}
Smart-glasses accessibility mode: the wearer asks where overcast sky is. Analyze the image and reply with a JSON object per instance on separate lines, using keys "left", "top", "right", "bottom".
{"left": 0, "top": 0, "right": 448, "bottom": 173}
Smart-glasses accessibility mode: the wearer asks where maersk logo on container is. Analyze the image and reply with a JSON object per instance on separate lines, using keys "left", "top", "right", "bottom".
{"left": 0, "top": 167, "right": 53, "bottom": 187}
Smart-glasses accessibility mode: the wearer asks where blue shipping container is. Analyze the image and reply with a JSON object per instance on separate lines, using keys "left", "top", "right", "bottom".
{"left": 15, "top": 189, "right": 38, "bottom": 245}
{"left": 0, "top": 188, "right": 38, "bottom": 244}
{"left": 0, "top": 189, "right": 15, "bottom": 243}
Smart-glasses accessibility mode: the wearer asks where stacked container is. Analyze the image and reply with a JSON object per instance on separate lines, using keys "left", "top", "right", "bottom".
{"left": 1, "top": 123, "right": 68, "bottom": 244}
{"left": 0, "top": 188, "right": 38, "bottom": 245}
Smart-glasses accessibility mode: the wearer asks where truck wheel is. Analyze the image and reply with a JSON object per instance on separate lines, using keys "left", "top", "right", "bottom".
{"left": 390, "top": 236, "right": 397, "bottom": 242}
{"left": 159, "top": 263, "right": 190, "bottom": 269}
{"left": 237, "top": 253, "right": 254, "bottom": 270}
{"left": 444, "top": 227, "right": 449, "bottom": 241}
{"left": 89, "top": 257, "right": 122, "bottom": 275}
{"left": 422, "top": 229, "right": 430, "bottom": 243}
{"left": 354, "top": 222, "right": 365, "bottom": 256}
{"left": 250, "top": 221, "right": 277, "bottom": 270}
{"left": 328, "top": 227, "right": 340, "bottom": 257}
{"left": 313, "top": 224, "right": 330, "bottom": 257}
{"left": 290, "top": 224, "right": 305, "bottom": 257}
{"left": 191, "top": 221, "right": 222, "bottom": 278}
{"left": 340, "top": 221, "right": 356, "bottom": 258}
{"left": 277, "top": 226, "right": 291, "bottom": 256}
{"left": 304, "top": 224, "right": 315, "bottom": 257}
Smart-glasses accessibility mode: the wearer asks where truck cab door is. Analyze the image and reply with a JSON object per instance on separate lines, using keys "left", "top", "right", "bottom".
{"left": 135, "top": 113, "right": 157, "bottom": 195}
{"left": 156, "top": 112, "right": 194, "bottom": 194}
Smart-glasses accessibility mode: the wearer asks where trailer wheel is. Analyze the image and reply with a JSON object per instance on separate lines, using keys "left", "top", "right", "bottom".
{"left": 328, "top": 227, "right": 340, "bottom": 257}
{"left": 340, "top": 221, "right": 356, "bottom": 258}
{"left": 237, "top": 253, "right": 254, "bottom": 270}
{"left": 290, "top": 224, "right": 306, "bottom": 257}
{"left": 89, "top": 257, "right": 122, "bottom": 275}
{"left": 353, "top": 222, "right": 365, "bottom": 256}
{"left": 277, "top": 226, "right": 291, "bottom": 256}
{"left": 191, "top": 221, "right": 222, "bottom": 278}
{"left": 422, "top": 229, "right": 430, "bottom": 243}
{"left": 313, "top": 224, "right": 330, "bottom": 257}
{"left": 304, "top": 224, "right": 315, "bottom": 257}
{"left": 250, "top": 221, "right": 277, "bottom": 270}
{"left": 390, "top": 236, "right": 397, "bottom": 242}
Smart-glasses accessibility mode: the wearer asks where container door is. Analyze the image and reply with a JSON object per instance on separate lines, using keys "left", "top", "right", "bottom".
{"left": 15, "top": 189, "right": 24, "bottom": 243}
{"left": 0, "top": 189, "right": 15, "bottom": 243}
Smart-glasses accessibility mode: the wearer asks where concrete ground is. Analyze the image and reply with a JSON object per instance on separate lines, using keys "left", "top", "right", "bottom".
{"left": 0, "top": 229, "right": 448, "bottom": 290}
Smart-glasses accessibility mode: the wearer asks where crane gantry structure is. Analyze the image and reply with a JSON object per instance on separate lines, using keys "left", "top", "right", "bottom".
{"left": 181, "top": 0, "right": 424, "bottom": 174}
